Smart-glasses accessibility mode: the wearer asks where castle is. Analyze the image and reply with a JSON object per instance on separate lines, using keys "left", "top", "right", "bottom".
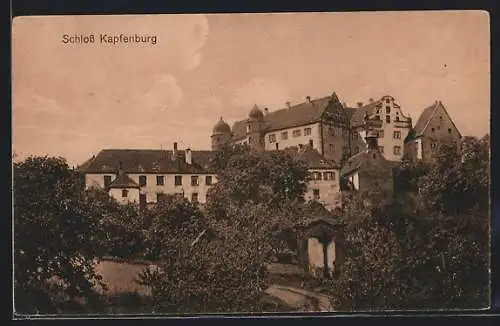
{"left": 80, "top": 91, "right": 461, "bottom": 210}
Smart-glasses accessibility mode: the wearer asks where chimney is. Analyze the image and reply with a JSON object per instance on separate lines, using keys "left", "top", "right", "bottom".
{"left": 172, "top": 142, "right": 178, "bottom": 161}
{"left": 264, "top": 107, "right": 269, "bottom": 115}
{"left": 185, "top": 148, "right": 192, "bottom": 165}
{"left": 365, "top": 131, "right": 379, "bottom": 151}
{"left": 286, "top": 101, "right": 291, "bottom": 109}
{"left": 306, "top": 96, "right": 311, "bottom": 103}
{"left": 357, "top": 102, "right": 364, "bottom": 108}
{"left": 369, "top": 98, "right": 374, "bottom": 103}
{"left": 342, "top": 102, "right": 347, "bottom": 108}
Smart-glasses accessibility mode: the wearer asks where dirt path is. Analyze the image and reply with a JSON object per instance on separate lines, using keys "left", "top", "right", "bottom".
{"left": 264, "top": 284, "right": 334, "bottom": 312}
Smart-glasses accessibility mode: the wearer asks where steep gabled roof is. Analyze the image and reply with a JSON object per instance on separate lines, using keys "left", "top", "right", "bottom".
{"left": 340, "top": 151, "right": 367, "bottom": 176}
{"left": 413, "top": 101, "right": 440, "bottom": 137}
{"left": 79, "top": 149, "right": 218, "bottom": 174}
{"left": 108, "top": 172, "right": 140, "bottom": 189}
{"left": 412, "top": 100, "right": 462, "bottom": 138}
{"left": 284, "top": 145, "right": 340, "bottom": 169}
{"left": 349, "top": 100, "right": 382, "bottom": 128}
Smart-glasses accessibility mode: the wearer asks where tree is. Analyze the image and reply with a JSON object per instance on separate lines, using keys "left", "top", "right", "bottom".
{"left": 206, "top": 145, "right": 310, "bottom": 218}
{"left": 14, "top": 156, "right": 109, "bottom": 313}
{"left": 417, "top": 136, "right": 490, "bottom": 216}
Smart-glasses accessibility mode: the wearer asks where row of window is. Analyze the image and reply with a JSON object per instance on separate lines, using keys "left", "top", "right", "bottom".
{"left": 377, "top": 145, "right": 402, "bottom": 155}
{"left": 104, "top": 175, "right": 214, "bottom": 188}
{"left": 374, "top": 115, "right": 402, "bottom": 123}
{"left": 268, "top": 127, "right": 313, "bottom": 143}
{"left": 129, "top": 192, "right": 201, "bottom": 204}
{"left": 311, "top": 171, "right": 336, "bottom": 181}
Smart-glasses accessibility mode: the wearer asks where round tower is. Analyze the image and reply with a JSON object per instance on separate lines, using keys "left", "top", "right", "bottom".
{"left": 211, "top": 117, "right": 232, "bottom": 151}
{"left": 246, "top": 105, "right": 266, "bottom": 150}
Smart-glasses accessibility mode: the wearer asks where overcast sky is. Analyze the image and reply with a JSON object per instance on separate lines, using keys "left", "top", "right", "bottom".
{"left": 12, "top": 11, "right": 490, "bottom": 166}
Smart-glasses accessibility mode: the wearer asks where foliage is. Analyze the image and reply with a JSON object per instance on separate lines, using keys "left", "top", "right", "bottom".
{"left": 206, "top": 145, "right": 310, "bottom": 218}
{"left": 14, "top": 156, "right": 108, "bottom": 313}
{"left": 138, "top": 202, "right": 287, "bottom": 313}
{"left": 329, "top": 136, "right": 490, "bottom": 310}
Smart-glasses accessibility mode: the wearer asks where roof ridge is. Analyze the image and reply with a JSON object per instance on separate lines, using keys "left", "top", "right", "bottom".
{"left": 419, "top": 101, "right": 440, "bottom": 135}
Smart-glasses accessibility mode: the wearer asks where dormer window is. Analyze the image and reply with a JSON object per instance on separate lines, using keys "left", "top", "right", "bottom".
{"left": 268, "top": 134, "right": 276, "bottom": 143}
{"left": 448, "top": 128, "right": 452, "bottom": 133}
{"left": 122, "top": 189, "right": 129, "bottom": 198}
{"left": 304, "top": 127, "right": 312, "bottom": 136}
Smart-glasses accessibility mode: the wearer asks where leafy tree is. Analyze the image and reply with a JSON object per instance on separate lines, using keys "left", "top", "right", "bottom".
{"left": 206, "top": 145, "right": 310, "bottom": 218}
{"left": 417, "top": 136, "right": 489, "bottom": 216}
{"left": 14, "top": 156, "right": 108, "bottom": 313}
{"left": 138, "top": 202, "right": 290, "bottom": 313}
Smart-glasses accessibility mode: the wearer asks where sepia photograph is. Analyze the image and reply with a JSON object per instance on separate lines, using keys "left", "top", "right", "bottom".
{"left": 12, "top": 11, "right": 491, "bottom": 315}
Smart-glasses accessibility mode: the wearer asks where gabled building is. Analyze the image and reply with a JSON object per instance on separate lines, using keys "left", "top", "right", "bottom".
{"left": 79, "top": 143, "right": 218, "bottom": 207}
{"left": 212, "top": 93, "right": 413, "bottom": 165}
{"left": 340, "top": 131, "right": 394, "bottom": 198}
{"left": 285, "top": 145, "right": 342, "bottom": 211}
{"left": 212, "top": 93, "right": 353, "bottom": 165}
{"left": 404, "top": 100, "right": 462, "bottom": 163}
{"left": 349, "top": 96, "right": 412, "bottom": 162}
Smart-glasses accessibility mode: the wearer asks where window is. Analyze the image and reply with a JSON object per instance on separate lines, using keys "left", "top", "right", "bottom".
{"left": 352, "top": 132, "right": 359, "bottom": 140}
{"left": 395, "top": 116, "right": 400, "bottom": 122}
{"left": 448, "top": 128, "right": 452, "bottom": 134}
{"left": 431, "top": 142, "right": 437, "bottom": 149}
{"left": 174, "top": 175, "right": 182, "bottom": 186}
{"left": 385, "top": 98, "right": 391, "bottom": 104}
{"left": 121, "top": 189, "right": 129, "bottom": 198}
{"left": 157, "top": 192, "right": 165, "bottom": 202}
{"left": 281, "top": 131, "right": 288, "bottom": 140}
{"left": 378, "top": 130, "right": 385, "bottom": 138}
{"left": 139, "top": 175, "right": 147, "bottom": 187}
{"left": 248, "top": 136, "right": 253, "bottom": 143}
{"left": 191, "top": 176, "right": 199, "bottom": 186}
{"left": 309, "top": 139, "right": 314, "bottom": 147}
{"left": 431, "top": 128, "right": 435, "bottom": 132}
{"left": 343, "top": 146, "right": 349, "bottom": 157}
{"left": 393, "top": 131, "right": 401, "bottom": 139}
{"left": 191, "top": 192, "right": 199, "bottom": 203}
{"left": 313, "top": 189, "right": 320, "bottom": 200}
{"left": 313, "top": 172, "right": 322, "bottom": 181}
{"left": 246, "top": 125, "right": 251, "bottom": 133}
{"left": 393, "top": 146, "right": 401, "bottom": 155}
{"left": 379, "top": 146, "right": 384, "bottom": 153}
{"left": 292, "top": 129, "right": 301, "bottom": 137}
{"left": 275, "top": 143, "right": 279, "bottom": 150}
{"left": 323, "top": 171, "right": 336, "bottom": 181}
{"left": 375, "top": 115, "right": 380, "bottom": 120}
{"left": 386, "top": 106, "right": 391, "bottom": 114}
{"left": 156, "top": 175, "right": 164, "bottom": 185}
{"left": 353, "top": 146, "right": 360, "bottom": 154}
{"left": 329, "top": 144, "right": 335, "bottom": 152}
{"left": 304, "top": 127, "right": 312, "bottom": 136}
{"left": 104, "top": 175, "right": 112, "bottom": 188}
{"left": 386, "top": 115, "right": 391, "bottom": 123}
{"left": 268, "top": 134, "right": 276, "bottom": 143}
{"left": 205, "top": 175, "right": 213, "bottom": 185}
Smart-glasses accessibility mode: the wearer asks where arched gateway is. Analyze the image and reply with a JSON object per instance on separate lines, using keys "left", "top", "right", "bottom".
{"left": 296, "top": 203, "right": 345, "bottom": 279}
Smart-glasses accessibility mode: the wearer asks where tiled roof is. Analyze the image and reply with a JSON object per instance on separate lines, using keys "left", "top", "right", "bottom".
{"left": 284, "top": 145, "right": 340, "bottom": 169}
{"left": 79, "top": 149, "right": 218, "bottom": 174}
{"left": 231, "top": 94, "right": 349, "bottom": 141}
{"left": 413, "top": 101, "right": 439, "bottom": 137}
{"left": 412, "top": 101, "right": 461, "bottom": 138}
{"left": 296, "top": 201, "right": 342, "bottom": 227}
{"left": 340, "top": 151, "right": 368, "bottom": 176}
{"left": 349, "top": 100, "right": 382, "bottom": 128}
{"left": 108, "top": 172, "right": 140, "bottom": 188}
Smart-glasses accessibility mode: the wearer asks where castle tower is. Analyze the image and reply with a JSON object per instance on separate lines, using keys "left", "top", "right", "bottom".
{"left": 246, "top": 104, "right": 266, "bottom": 150}
{"left": 211, "top": 117, "right": 232, "bottom": 151}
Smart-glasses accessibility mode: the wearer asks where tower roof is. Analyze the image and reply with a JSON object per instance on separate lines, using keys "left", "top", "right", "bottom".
{"left": 248, "top": 104, "right": 264, "bottom": 121}
{"left": 212, "top": 117, "right": 231, "bottom": 134}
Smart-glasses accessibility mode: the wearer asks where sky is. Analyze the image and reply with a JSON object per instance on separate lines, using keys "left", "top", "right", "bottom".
{"left": 12, "top": 11, "right": 490, "bottom": 167}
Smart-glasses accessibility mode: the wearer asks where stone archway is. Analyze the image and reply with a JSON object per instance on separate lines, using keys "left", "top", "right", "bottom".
{"left": 306, "top": 234, "right": 337, "bottom": 279}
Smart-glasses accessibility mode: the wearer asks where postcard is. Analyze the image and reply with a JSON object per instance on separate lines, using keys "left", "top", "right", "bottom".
{"left": 12, "top": 11, "right": 491, "bottom": 316}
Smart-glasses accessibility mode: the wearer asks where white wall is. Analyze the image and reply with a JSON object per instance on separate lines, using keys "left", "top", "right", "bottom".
{"left": 85, "top": 173, "right": 217, "bottom": 204}
{"left": 304, "top": 169, "right": 342, "bottom": 210}
{"left": 109, "top": 187, "right": 140, "bottom": 204}
{"left": 264, "top": 122, "right": 322, "bottom": 151}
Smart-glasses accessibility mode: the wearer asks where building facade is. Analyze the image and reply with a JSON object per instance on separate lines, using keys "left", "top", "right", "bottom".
{"left": 404, "top": 100, "right": 462, "bottom": 163}
{"left": 212, "top": 93, "right": 412, "bottom": 164}
{"left": 80, "top": 143, "right": 218, "bottom": 206}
